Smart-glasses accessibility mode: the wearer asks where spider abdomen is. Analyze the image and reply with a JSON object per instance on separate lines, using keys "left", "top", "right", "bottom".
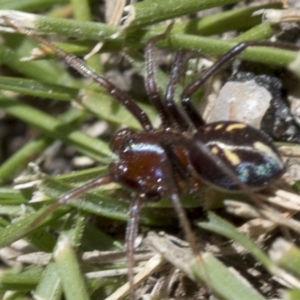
{"left": 189, "top": 121, "right": 284, "bottom": 190}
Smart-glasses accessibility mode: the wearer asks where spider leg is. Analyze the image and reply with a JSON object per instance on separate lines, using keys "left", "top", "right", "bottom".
{"left": 4, "top": 17, "right": 153, "bottom": 131}
{"left": 160, "top": 156, "right": 213, "bottom": 288}
{"left": 145, "top": 28, "right": 192, "bottom": 131}
{"left": 181, "top": 40, "right": 300, "bottom": 128}
{"left": 164, "top": 50, "right": 191, "bottom": 131}
{"left": 145, "top": 35, "right": 174, "bottom": 128}
{"left": 126, "top": 195, "right": 143, "bottom": 300}
{"left": 160, "top": 158, "right": 198, "bottom": 256}
{"left": 30, "top": 175, "right": 113, "bottom": 228}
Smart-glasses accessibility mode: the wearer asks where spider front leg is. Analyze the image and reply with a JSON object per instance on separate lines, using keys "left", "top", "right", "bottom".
{"left": 125, "top": 195, "right": 143, "bottom": 300}
{"left": 164, "top": 50, "right": 191, "bottom": 131}
{"left": 3, "top": 16, "right": 153, "bottom": 132}
{"left": 145, "top": 32, "right": 190, "bottom": 130}
{"left": 30, "top": 175, "right": 113, "bottom": 229}
{"left": 144, "top": 34, "right": 174, "bottom": 129}
{"left": 181, "top": 40, "right": 300, "bottom": 128}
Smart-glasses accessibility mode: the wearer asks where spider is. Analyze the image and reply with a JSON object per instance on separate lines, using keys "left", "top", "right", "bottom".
{"left": 4, "top": 18, "right": 299, "bottom": 299}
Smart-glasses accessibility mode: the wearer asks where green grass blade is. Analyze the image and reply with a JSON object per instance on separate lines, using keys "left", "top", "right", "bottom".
{"left": 0, "top": 76, "right": 78, "bottom": 100}
{"left": 0, "top": 95, "right": 111, "bottom": 161}
{"left": 53, "top": 235, "right": 90, "bottom": 300}
{"left": 197, "top": 212, "right": 272, "bottom": 268}
{"left": 33, "top": 262, "right": 62, "bottom": 300}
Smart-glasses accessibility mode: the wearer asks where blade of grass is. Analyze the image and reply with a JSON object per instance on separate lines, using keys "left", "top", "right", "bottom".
{"left": 0, "top": 0, "right": 68, "bottom": 12}
{"left": 0, "top": 266, "right": 43, "bottom": 291}
{"left": 0, "top": 34, "right": 77, "bottom": 86}
{"left": 0, "top": 95, "right": 111, "bottom": 162}
{"left": 53, "top": 235, "right": 90, "bottom": 300}
{"left": 81, "top": 89, "right": 157, "bottom": 129}
{"left": 0, "top": 10, "right": 297, "bottom": 69}
{"left": 33, "top": 262, "right": 62, "bottom": 300}
{"left": 192, "top": 254, "right": 266, "bottom": 300}
{"left": 0, "top": 10, "right": 118, "bottom": 39}
{"left": 41, "top": 176, "right": 175, "bottom": 226}
{"left": 197, "top": 212, "right": 272, "bottom": 268}
{"left": 0, "top": 188, "right": 27, "bottom": 205}
{"left": 0, "top": 106, "right": 88, "bottom": 182}
{"left": 147, "top": 232, "right": 266, "bottom": 300}
{"left": 70, "top": 0, "right": 102, "bottom": 74}
{"left": 0, "top": 76, "right": 78, "bottom": 100}
{"left": 0, "top": 205, "right": 71, "bottom": 248}
{"left": 156, "top": 2, "right": 280, "bottom": 36}
{"left": 129, "top": 32, "right": 298, "bottom": 68}
{"left": 125, "top": 0, "right": 245, "bottom": 30}
{"left": 197, "top": 212, "right": 300, "bottom": 288}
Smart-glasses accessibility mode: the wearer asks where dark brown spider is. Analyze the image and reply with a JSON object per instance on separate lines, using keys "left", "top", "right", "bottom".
{"left": 5, "top": 17, "right": 300, "bottom": 299}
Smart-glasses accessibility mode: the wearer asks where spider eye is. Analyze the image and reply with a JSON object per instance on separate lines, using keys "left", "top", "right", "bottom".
{"left": 189, "top": 121, "right": 284, "bottom": 190}
{"left": 110, "top": 128, "right": 136, "bottom": 153}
